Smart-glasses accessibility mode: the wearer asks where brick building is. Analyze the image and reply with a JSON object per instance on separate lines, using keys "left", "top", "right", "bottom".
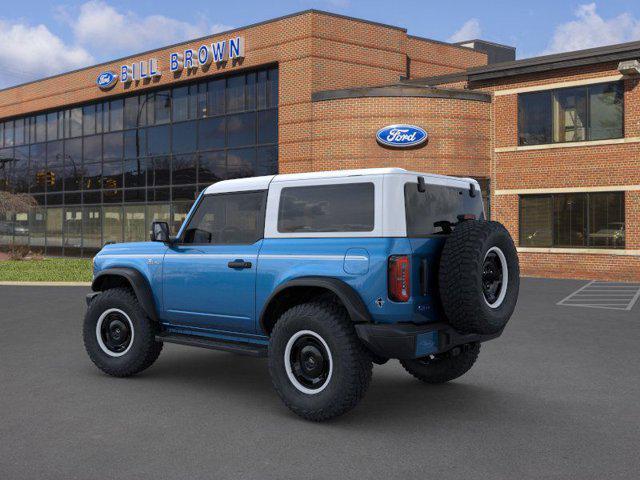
{"left": 0, "top": 10, "right": 638, "bottom": 281}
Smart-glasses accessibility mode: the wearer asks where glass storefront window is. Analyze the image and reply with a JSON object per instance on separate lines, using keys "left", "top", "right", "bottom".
{"left": 520, "top": 192, "right": 625, "bottom": 248}
{"left": 103, "top": 206, "right": 123, "bottom": 244}
{"left": 64, "top": 207, "right": 83, "bottom": 255}
{"left": 124, "top": 205, "right": 146, "bottom": 242}
{"left": 0, "top": 67, "right": 278, "bottom": 256}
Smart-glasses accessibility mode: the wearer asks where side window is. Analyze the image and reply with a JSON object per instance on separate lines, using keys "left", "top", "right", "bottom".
{"left": 277, "top": 183, "right": 374, "bottom": 233}
{"left": 182, "top": 191, "right": 266, "bottom": 245}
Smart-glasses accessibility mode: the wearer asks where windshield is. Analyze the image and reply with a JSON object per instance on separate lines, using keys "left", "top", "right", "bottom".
{"left": 404, "top": 181, "right": 484, "bottom": 236}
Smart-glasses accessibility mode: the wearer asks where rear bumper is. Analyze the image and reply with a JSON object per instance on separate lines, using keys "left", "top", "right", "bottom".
{"left": 354, "top": 322, "right": 502, "bottom": 360}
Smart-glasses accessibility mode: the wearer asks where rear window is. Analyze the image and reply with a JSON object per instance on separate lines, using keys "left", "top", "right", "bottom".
{"left": 278, "top": 183, "right": 375, "bottom": 233}
{"left": 404, "top": 182, "right": 484, "bottom": 236}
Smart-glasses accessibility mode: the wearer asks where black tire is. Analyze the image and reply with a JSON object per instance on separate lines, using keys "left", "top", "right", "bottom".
{"left": 400, "top": 343, "right": 480, "bottom": 384}
{"left": 268, "top": 301, "right": 373, "bottom": 421}
{"left": 439, "top": 220, "right": 519, "bottom": 334}
{"left": 83, "top": 288, "right": 163, "bottom": 377}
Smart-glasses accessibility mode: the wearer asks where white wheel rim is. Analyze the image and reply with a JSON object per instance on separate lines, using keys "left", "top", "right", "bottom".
{"left": 96, "top": 308, "right": 135, "bottom": 357}
{"left": 483, "top": 246, "right": 509, "bottom": 309}
{"left": 284, "top": 330, "right": 333, "bottom": 395}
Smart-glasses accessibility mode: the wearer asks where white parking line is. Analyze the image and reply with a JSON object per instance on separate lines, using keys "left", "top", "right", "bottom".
{"left": 557, "top": 281, "right": 640, "bottom": 311}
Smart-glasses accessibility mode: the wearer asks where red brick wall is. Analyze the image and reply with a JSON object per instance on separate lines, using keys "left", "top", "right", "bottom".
{"left": 406, "top": 37, "right": 487, "bottom": 79}
{"left": 0, "top": 11, "right": 488, "bottom": 180}
{"left": 308, "top": 95, "right": 491, "bottom": 175}
{"left": 479, "top": 64, "right": 640, "bottom": 281}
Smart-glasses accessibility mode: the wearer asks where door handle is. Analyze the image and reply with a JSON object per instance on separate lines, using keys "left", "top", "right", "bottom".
{"left": 228, "top": 259, "right": 252, "bottom": 269}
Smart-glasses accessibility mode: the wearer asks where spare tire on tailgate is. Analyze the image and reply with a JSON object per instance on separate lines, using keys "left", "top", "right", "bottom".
{"left": 438, "top": 220, "right": 519, "bottom": 334}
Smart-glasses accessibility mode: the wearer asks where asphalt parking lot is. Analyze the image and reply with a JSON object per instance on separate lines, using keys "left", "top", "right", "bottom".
{"left": 1, "top": 278, "right": 639, "bottom": 480}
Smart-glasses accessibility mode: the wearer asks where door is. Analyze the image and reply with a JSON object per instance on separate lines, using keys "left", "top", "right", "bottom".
{"left": 162, "top": 190, "right": 267, "bottom": 334}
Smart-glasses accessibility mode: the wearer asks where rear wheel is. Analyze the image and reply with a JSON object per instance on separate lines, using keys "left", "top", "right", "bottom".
{"left": 268, "top": 301, "right": 373, "bottom": 421}
{"left": 83, "top": 288, "right": 163, "bottom": 377}
{"left": 400, "top": 343, "right": 480, "bottom": 384}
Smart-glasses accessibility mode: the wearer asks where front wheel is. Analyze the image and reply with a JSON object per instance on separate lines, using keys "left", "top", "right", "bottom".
{"left": 268, "top": 301, "right": 373, "bottom": 421}
{"left": 83, "top": 288, "right": 163, "bottom": 377}
{"left": 400, "top": 343, "right": 480, "bottom": 384}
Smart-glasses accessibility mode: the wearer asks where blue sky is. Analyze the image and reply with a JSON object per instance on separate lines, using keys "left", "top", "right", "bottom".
{"left": 1, "top": 0, "right": 640, "bottom": 88}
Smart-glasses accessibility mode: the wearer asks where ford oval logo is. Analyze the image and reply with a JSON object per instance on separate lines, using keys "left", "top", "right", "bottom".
{"left": 96, "top": 71, "right": 118, "bottom": 90}
{"left": 376, "top": 124, "right": 428, "bottom": 148}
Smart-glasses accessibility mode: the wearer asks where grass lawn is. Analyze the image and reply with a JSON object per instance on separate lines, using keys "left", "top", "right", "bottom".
{"left": 0, "top": 258, "right": 92, "bottom": 282}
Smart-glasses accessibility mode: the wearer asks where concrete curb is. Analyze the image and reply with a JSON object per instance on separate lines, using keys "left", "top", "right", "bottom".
{"left": 0, "top": 281, "right": 91, "bottom": 287}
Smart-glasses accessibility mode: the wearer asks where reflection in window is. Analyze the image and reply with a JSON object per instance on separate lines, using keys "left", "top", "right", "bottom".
{"left": 103, "top": 206, "right": 123, "bottom": 244}
{"left": 278, "top": 183, "right": 374, "bottom": 233}
{"left": 198, "top": 117, "right": 225, "bottom": 150}
{"left": 518, "top": 82, "right": 623, "bottom": 145}
{"left": 83, "top": 206, "right": 101, "bottom": 252}
{"left": 172, "top": 154, "right": 197, "bottom": 185}
{"left": 519, "top": 193, "right": 625, "bottom": 248}
{"left": 198, "top": 151, "right": 225, "bottom": 184}
{"left": 64, "top": 207, "right": 83, "bottom": 255}
{"left": 228, "top": 148, "right": 256, "bottom": 178}
{"left": 1, "top": 67, "right": 277, "bottom": 256}
{"left": 172, "top": 121, "right": 197, "bottom": 154}
{"left": 147, "top": 125, "right": 170, "bottom": 155}
{"left": 227, "top": 112, "right": 256, "bottom": 147}
{"left": 124, "top": 205, "right": 146, "bottom": 242}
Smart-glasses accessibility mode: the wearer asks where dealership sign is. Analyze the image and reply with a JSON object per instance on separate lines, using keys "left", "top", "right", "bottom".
{"left": 376, "top": 125, "right": 428, "bottom": 148}
{"left": 96, "top": 71, "right": 118, "bottom": 90}
{"left": 96, "top": 36, "right": 245, "bottom": 90}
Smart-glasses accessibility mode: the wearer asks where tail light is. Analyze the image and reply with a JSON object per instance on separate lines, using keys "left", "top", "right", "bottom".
{"left": 388, "top": 255, "right": 410, "bottom": 302}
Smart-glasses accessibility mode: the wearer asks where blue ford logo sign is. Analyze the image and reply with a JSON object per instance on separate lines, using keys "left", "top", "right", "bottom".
{"left": 96, "top": 71, "right": 118, "bottom": 90}
{"left": 376, "top": 124, "right": 428, "bottom": 148}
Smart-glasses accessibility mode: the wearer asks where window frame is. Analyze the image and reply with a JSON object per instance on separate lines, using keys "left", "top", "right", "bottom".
{"left": 518, "top": 192, "right": 625, "bottom": 249}
{"left": 517, "top": 81, "right": 624, "bottom": 146}
{"left": 177, "top": 189, "right": 267, "bottom": 246}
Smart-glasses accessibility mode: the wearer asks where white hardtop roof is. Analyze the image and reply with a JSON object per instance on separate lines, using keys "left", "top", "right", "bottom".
{"left": 203, "top": 168, "right": 477, "bottom": 195}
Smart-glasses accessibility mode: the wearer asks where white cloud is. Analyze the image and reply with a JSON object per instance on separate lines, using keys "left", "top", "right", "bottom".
{"left": 0, "top": 20, "right": 93, "bottom": 88}
{"left": 69, "top": 1, "right": 233, "bottom": 57}
{"left": 448, "top": 19, "right": 481, "bottom": 43}
{"left": 543, "top": 3, "right": 640, "bottom": 54}
{"left": 0, "top": 1, "right": 235, "bottom": 88}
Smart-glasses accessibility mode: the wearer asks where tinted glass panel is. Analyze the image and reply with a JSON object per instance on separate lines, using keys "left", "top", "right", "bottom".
{"left": 519, "top": 192, "right": 624, "bottom": 249}
{"left": 404, "top": 183, "right": 485, "bottom": 236}
{"left": 172, "top": 121, "right": 197, "bottom": 153}
{"left": 278, "top": 183, "right": 374, "bottom": 233}
{"left": 172, "top": 86, "right": 189, "bottom": 122}
{"left": 226, "top": 75, "right": 245, "bottom": 113}
{"left": 198, "top": 117, "right": 225, "bottom": 150}
{"left": 520, "top": 196, "right": 553, "bottom": 247}
{"left": 198, "top": 151, "right": 225, "bottom": 183}
{"left": 553, "top": 87, "right": 587, "bottom": 143}
{"left": 183, "top": 191, "right": 265, "bottom": 244}
{"left": 172, "top": 154, "right": 197, "bottom": 185}
{"left": 257, "top": 109, "right": 277, "bottom": 144}
{"left": 227, "top": 112, "right": 255, "bottom": 147}
{"left": 103, "top": 206, "right": 123, "bottom": 244}
{"left": 207, "top": 79, "right": 225, "bottom": 116}
{"left": 124, "top": 96, "right": 139, "bottom": 129}
{"left": 109, "top": 100, "right": 124, "bottom": 131}
{"left": 103, "top": 132, "right": 123, "bottom": 160}
{"left": 518, "top": 91, "right": 551, "bottom": 145}
{"left": 588, "top": 192, "right": 625, "bottom": 248}
{"left": 227, "top": 148, "right": 256, "bottom": 178}
{"left": 589, "top": 83, "right": 623, "bottom": 141}
{"left": 147, "top": 125, "right": 170, "bottom": 155}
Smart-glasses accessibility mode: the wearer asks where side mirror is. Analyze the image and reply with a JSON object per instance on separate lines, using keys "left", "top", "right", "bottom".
{"left": 150, "top": 221, "right": 171, "bottom": 243}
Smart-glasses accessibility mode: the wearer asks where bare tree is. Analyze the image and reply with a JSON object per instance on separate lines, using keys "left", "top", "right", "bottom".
{"left": 0, "top": 191, "right": 37, "bottom": 216}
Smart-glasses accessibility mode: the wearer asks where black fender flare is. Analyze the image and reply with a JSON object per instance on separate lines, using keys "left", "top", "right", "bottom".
{"left": 91, "top": 267, "right": 159, "bottom": 322}
{"left": 259, "top": 276, "right": 371, "bottom": 333}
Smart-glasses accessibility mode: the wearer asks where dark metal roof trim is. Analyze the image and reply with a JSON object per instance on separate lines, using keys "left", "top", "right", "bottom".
{"left": 401, "top": 71, "right": 469, "bottom": 86}
{"left": 467, "top": 40, "right": 640, "bottom": 81}
{"left": 312, "top": 85, "right": 491, "bottom": 103}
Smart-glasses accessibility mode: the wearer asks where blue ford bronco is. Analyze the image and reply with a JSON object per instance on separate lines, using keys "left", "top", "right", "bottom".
{"left": 84, "top": 168, "right": 519, "bottom": 421}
